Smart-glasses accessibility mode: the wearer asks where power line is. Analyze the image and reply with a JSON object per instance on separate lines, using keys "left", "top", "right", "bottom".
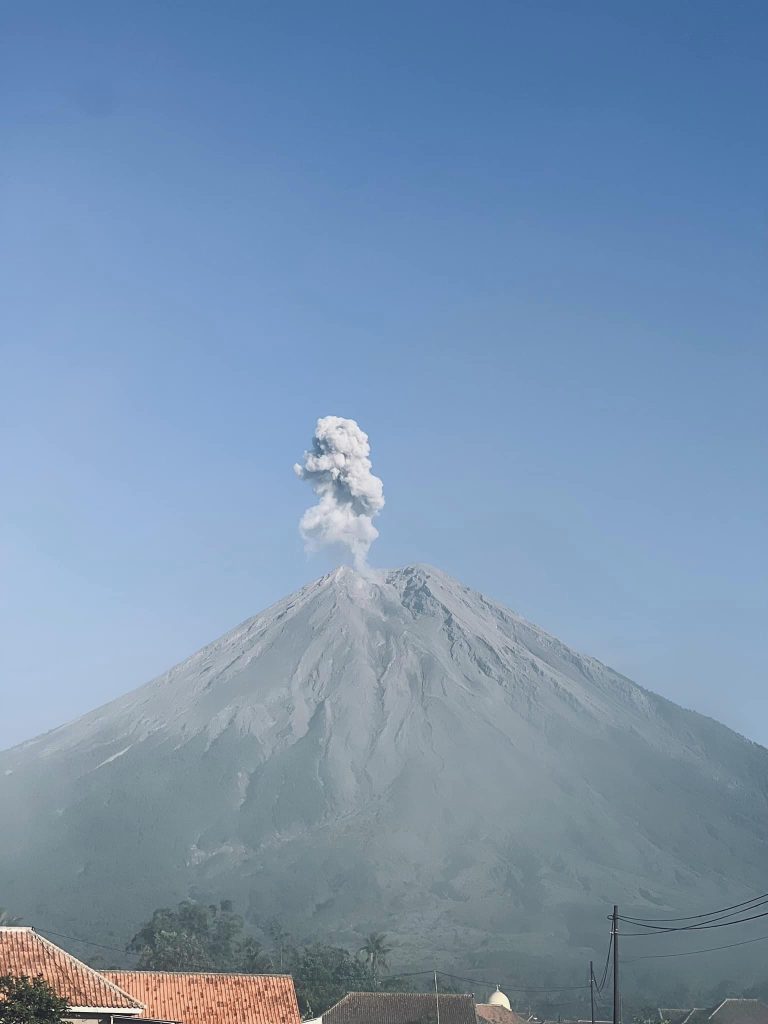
{"left": 618, "top": 899, "right": 768, "bottom": 932}
{"left": 617, "top": 892, "right": 768, "bottom": 925}
{"left": 619, "top": 907, "right": 768, "bottom": 935}
{"left": 49, "top": 908, "right": 768, "bottom": 1003}
{"left": 436, "top": 970, "right": 590, "bottom": 993}
{"left": 38, "top": 929, "right": 143, "bottom": 958}
{"left": 513, "top": 999, "right": 592, "bottom": 1010}
{"left": 36, "top": 929, "right": 586, "bottom": 1000}
{"left": 621, "top": 932, "right": 768, "bottom": 963}
{"left": 594, "top": 932, "right": 613, "bottom": 994}
{"left": 37, "top": 927, "right": 432, "bottom": 979}
{"left": 611, "top": 906, "right": 619, "bottom": 1024}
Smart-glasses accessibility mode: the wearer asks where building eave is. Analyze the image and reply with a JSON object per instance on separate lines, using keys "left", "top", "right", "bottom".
{"left": 68, "top": 1007, "right": 144, "bottom": 1015}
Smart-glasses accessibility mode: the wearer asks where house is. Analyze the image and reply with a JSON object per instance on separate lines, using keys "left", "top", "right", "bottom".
{"left": 0, "top": 927, "right": 146, "bottom": 1024}
{"left": 659, "top": 1002, "right": 768, "bottom": 1024}
{"left": 0, "top": 927, "right": 301, "bottom": 1024}
{"left": 476, "top": 987, "right": 525, "bottom": 1024}
{"left": 540, "top": 1019, "right": 610, "bottom": 1024}
{"left": 319, "top": 992, "right": 479, "bottom": 1024}
{"left": 103, "top": 971, "right": 301, "bottom": 1024}
{"left": 709, "top": 1002, "right": 768, "bottom": 1024}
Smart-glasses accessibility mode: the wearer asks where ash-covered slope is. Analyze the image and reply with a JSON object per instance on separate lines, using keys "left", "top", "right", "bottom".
{"left": 2, "top": 565, "right": 767, "bottom": 978}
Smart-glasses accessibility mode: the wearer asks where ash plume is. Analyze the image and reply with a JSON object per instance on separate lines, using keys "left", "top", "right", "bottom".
{"left": 294, "top": 416, "right": 385, "bottom": 569}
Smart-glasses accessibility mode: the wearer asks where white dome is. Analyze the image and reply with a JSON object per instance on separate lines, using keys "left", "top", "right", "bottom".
{"left": 488, "top": 988, "right": 511, "bottom": 1010}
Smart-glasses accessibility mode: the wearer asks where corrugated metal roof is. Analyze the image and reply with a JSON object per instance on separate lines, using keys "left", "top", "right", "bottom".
{"left": 323, "top": 992, "right": 478, "bottom": 1024}
{"left": 103, "top": 971, "right": 300, "bottom": 1024}
{"left": 0, "top": 928, "right": 142, "bottom": 1011}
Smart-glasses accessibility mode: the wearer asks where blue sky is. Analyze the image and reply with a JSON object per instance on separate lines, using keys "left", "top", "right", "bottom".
{"left": 1, "top": 1, "right": 766, "bottom": 749}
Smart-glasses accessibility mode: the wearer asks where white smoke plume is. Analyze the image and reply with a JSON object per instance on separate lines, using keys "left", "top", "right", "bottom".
{"left": 294, "top": 416, "right": 385, "bottom": 570}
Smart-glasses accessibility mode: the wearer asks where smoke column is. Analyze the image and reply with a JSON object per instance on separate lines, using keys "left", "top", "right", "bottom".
{"left": 294, "top": 416, "right": 385, "bottom": 569}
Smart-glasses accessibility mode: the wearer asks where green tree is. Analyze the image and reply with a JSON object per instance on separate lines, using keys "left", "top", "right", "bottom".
{"left": 128, "top": 900, "right": 255, "bottom": 971}
{"left": 632, "top": 1009, "right": 663, "bottom": 1024}
{"left": 134, "top": 928, "right": 211, "bottom": 971}
{"left": 240, "top": 937, "right": 273, "bottom": 974}
{"left": 130, "top": 900, "right": 413, "bottom": 1017}
{"left": 0, "top": 975, "right": 68, "bottom": 1024}
{"left": 288, "top": 943, "right": 373, "bottom": 1018}
{"left": 266, "top": 918, "right": 292, "bottom": 972}
{"left": 359, "top": 934, "right": 392, "bottom": 985}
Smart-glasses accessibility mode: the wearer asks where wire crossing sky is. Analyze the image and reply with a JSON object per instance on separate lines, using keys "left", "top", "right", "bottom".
{"left": 1, "top": 0, "right": 766, "bottom": 749}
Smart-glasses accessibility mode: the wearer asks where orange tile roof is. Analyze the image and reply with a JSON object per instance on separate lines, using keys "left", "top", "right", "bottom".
{"left": 104, "top": 971, "right": 300, "bottom": 1024}
{"left": 0, "top": 928, "right": 142, "bottom": 1011}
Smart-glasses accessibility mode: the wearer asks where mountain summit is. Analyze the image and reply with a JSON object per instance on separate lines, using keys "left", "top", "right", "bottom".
{"left": 2, "top": 565, "right": 767, "bottom": 982}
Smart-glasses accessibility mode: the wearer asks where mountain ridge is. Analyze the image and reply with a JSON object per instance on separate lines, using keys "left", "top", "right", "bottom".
{"left": 11, "top": 562, "right": 758, "bottom": 760}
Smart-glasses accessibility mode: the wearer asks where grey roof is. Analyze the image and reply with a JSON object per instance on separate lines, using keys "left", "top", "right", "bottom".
{"left": 684, "top": 1010, "right": 713, "bottom": 1024}
{"left": 323, "top": 992, "right": 478, "bottom": 1024}
{"left": 660, "top": 1011, "right": 694, "bottom": 1024}
{"left": 658, "top": 1001, "right": 768, "bottom": 1024}
{"left": 710, "top": 1001, "right": 768, "bottom": 1024}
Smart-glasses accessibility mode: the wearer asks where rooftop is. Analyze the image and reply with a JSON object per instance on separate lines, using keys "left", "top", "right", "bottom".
{"left": 476, "top": 1004, "right": 525, "bottom": 1024}
{"left": 659, "top": 1002, "right": 768, "bottom": 1024}
{"left": 711, "top": 1001, "right": 768, "bottom": 1024}
{"left": 0, "top": 928, "right": 142, "bottom": 1012}
{"left": 322, "top": 992, "right": 478, "bottom": 1024}
{"left": 103, "top": 971, "right": 300, "bottom": 1024}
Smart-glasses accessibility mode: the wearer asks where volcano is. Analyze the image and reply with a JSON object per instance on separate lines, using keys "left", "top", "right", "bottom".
{"left": 2, "top": 565, "right": 767, "bottom": 988}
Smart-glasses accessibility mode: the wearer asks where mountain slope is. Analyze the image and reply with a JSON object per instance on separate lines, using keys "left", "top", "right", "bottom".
{"left": 2, "top": 565, "right": 767, "bottom": 985}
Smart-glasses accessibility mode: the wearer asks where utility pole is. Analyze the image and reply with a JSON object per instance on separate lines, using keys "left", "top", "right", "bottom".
{"left": 590, "top": 961, "right": 595, "bottom": 1024}
{"left": 434, "top": 971, "right": 441, "bottom": 1024}
{"left": 612, "top": 906, "right": 620, "bottom": 1024}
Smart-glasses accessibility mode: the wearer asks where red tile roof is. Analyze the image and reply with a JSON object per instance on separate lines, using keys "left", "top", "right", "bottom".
{"left": 476, "top": 1004, "right": 525, "bottom": 1024}
{"left": 104, "top": 971, "right": 300, "bottom": 1024}
{"left": 0, "top": 928, "right": 142, "bottom": 1011}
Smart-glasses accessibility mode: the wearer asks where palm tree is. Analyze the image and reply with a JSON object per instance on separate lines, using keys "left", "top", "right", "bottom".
{"left": 0, "top": 908, "right": 22, "bottom": 925}
{"left": 360, "top": 932, "right": 392, "bottom": 985}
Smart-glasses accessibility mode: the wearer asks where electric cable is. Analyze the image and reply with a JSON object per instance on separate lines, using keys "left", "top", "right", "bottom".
{"left": 594, "top": 931, "right": 613, "bottom": 993}
{"left": 617, "top": 892, "right": 768, "bottom": 925}
{"left": 37, "top": 927, "right": 435, "bottom": 980}
{"left": 616, "top": 932, "right": 768, "bottom": 963}
{"left": 619, "top": 907, "right": 768, "bottom": 935}
{"left": 37, "top": 928, "right": 589, "bottom": 1000}
{"left": 618, "top": 900, "right": 768, "bottom": 930}
{"left": 436, "top": 970, "right": 590, "bottom": 992}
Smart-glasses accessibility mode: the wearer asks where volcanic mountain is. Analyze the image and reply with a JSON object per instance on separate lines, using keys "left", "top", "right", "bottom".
{"left": 2, "top": 565, "right": 767, "bottom": 987}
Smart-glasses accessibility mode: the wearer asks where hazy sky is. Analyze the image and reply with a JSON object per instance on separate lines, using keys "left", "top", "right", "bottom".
{"left": 2, "top": 1, "right": 766, "bottom": 749}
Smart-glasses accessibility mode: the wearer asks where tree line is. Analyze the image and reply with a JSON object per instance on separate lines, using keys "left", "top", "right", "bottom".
{"left": 126, "top": 900, "right": 400, "bottom": 1017}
